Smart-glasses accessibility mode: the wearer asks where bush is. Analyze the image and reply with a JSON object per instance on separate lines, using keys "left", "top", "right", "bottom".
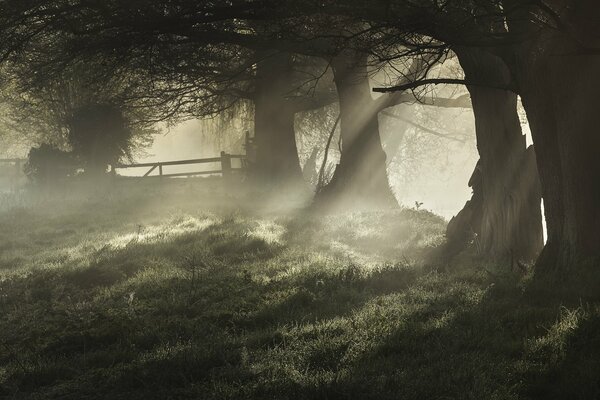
{"left": 24, "top": 143, "right": 76, "bottom": 184}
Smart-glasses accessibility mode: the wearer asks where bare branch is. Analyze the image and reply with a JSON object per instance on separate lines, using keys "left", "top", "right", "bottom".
{"left": 373, "top": 78, "right": 516, "bottom": 94}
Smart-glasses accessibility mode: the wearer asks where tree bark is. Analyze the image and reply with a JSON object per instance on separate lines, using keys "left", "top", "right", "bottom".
{"left": 252, "top": 51, "right": 304, "bottom": 186}
{"left": 517, "top": 51, "right": 600, "bottom": 275}
{"left": 502, "top": 0, "right": 600, "bottom": 276}
{"left": 315, "top": 50, "right": 397, "bottom": 210}
{"left": 447, "top": 47, "right": 543, "bottom": 262}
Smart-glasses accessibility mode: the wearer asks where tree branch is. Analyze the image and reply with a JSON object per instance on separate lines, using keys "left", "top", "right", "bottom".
{"left": 380, "top": 111, "right": 470, "bottom": 143}
{"left": 373, "top": 78, "right": 516, "bottom": 94}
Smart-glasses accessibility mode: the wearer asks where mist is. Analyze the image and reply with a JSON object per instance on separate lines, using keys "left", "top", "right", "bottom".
{"left": 0, "top": 1, "right": 598, "bottom": 399}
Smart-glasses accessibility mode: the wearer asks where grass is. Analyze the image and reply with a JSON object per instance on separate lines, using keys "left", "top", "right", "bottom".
{"left": 0, "top": 178, "right": 599, "bottom": 399}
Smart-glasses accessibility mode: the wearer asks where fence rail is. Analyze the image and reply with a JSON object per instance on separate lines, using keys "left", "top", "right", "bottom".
{"left": 1, "top": 131, "right": 255, "bottom": 184}
{"left": 112, "top": 151, "right": 246, "bottom": 179}
{"left": 0, "top": 159, "right": 26, "bottom": 189}
{"left": 0, "top": 159, "right": 26, "bottom": 174}
{"left": 0, "top": 159, "right": 26, "bottom": 163}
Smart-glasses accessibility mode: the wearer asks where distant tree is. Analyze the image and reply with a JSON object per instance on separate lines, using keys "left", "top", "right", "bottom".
{"left": 0, "top": 1, "right": 452, "bottom": 206}
{"left": 67, "top": 104, "right": 134, "bottom": 175}
{"left": 0, "top": 48, "right": 157, "bottom": 175}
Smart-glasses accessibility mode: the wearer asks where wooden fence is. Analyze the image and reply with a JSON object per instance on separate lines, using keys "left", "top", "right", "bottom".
{"left": 1, "top": 131, "right": 256, "bottom": 184}
{"left": 0, "top": 159, "right": 26, "bottom": 188}
{"left": 0, "top": 158, "right": 25, "bottom": 170}
{"left": 112, "top": 151, "right": 246, "bottom": 179}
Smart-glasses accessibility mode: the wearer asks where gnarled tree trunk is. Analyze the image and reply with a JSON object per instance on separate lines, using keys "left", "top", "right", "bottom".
{"left": 502, "top": 0, "right": 600, "bottom": 277}
{"left": 446, "top": 48, "right": 543, "bottom": 263}
{"left": 518, "top": 51, "right": 600, "bottom": 276}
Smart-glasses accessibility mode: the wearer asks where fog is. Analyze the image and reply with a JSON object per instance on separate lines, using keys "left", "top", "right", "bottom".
{"left": 3, "top": 1, "right": 599, "bottom": 398}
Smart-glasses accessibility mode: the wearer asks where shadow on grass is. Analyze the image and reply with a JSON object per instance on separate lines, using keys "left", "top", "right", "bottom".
{"left": 0, "top": 212, "right": 437, "bottom": 399}
{"left": 246, "top": 275, "right": 600, "bottom": 400}
{"left": 0, "top": 217, "right": 285, "bottom": 392}
{"left": 3, "top": 204, "right": 598, "bottom": 400}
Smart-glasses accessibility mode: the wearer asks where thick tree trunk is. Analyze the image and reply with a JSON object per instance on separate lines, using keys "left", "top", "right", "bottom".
{"left": 252, "top": 51, "right": 304, "bottom": 187}
{"left": 518, "top": 54, "right": 600, "bottom": 275}
{"left": 315, "top": 51, "right": 397, "bottom": 210}
{"left": 447, "top": 48, "right": 543, "bottom": 262}
{"left": 500, "top": 0, "right": 600, "bottom": 277}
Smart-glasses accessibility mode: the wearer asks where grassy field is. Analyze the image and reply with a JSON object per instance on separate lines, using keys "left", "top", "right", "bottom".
{"left": 1, "top": 179, "right": 599, "bottom": 399}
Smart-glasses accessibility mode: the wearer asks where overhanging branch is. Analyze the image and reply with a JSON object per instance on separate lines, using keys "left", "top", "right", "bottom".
{"left": 380, "top": 111, "right": 470, "bottom": 143}
{"left": 373, "top": 78, "right": 516, "bottom": 94}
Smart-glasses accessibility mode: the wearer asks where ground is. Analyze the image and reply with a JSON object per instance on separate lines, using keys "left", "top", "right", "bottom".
{"left": 0, "top": 179, "right": 599, "bottom": 399}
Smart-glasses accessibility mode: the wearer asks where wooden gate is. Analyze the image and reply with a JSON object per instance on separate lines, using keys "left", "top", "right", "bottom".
{"left": 112, "top": 152, "right": 246, "bottom": 179}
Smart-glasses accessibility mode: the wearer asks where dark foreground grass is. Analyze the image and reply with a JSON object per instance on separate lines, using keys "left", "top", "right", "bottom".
{"left": 1, "top": 179, "right": 599, "bottom": 399}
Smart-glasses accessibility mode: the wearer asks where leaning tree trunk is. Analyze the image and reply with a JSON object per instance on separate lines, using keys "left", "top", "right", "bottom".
{"left": 446, "top": 48, "right": 543, "bottom": 263}
{"left": 252, "top": 51, "right": 304, "bottom": 187}
{"left": 315, "top": 50, "right": 397, "bottom": 210}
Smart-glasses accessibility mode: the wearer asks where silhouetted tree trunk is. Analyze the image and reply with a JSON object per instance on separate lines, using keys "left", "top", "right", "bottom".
{"left": 315, "top": 50, "right": 397, "bottom": 210}
{"left": 502, "top": 0, "right": 600, "bottom": 276}
{"left": 517, "top": 51, "right": 600, "bottom": 275}
{"left": 447, "top": 48, "right": 543, "bottom": 262}
{"left": 252, "top": 51, "right": 304, "bottom": 186}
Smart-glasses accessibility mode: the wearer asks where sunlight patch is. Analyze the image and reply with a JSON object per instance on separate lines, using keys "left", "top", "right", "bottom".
{"left": 108, "top": 215, "right": 218, "bottom": 249}
{"left": 329, "top": 240, "right": 381, "bottom": 266}
{"left": 528, "top": 306, "right": 588, "bottom": 360}
{"left": 247, "top": 220, "right": 286, "bottom": 245}
{"left": 97, "top": 261, "right": 185, "bottom": 300}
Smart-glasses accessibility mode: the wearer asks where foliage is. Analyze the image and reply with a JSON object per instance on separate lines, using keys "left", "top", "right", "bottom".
{"left": 23, "top": 143, "right": 76, "bottom": 183}
{"left": 67, "top": 104, "right": 134, "bottom": 174}
{"left": 0, "top": 53, "right": 157, "bottom": 167}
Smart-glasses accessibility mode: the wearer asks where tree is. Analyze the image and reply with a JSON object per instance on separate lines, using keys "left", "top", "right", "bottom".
{"left": 366, "top": 0, "right": 599, "bottom": 274}
{"left": 4, "top": 0, "right": 593, "bottom": 276}
{"left": 0, "top": 2, "right": 443, "bottom": 207}
{"left": 445, "top": 47, "right": 543, "bottom": 263}
{"left": 499, "top": 0, "right": 600, "bottom": 276}
{"left": 67, "top": 104, "right": 134, "bottom": 175}
{"left": 251, "top": 50, "right": 337, "bottom": 188}
{"left": 0, "top": 52, "right": 157, "bottom": 176}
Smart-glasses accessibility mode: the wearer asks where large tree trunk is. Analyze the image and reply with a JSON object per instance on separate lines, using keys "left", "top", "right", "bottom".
{"left": 518, "top": 52, "right": 600, "bottom": 276}
{"left": 502, "top": 0, "right": 600, "bottom": 277}
{"left": 252, "top": 51, "right": 304, "bottom": 187}
{"left": 446, "top": 48, "right": 543, "bottom": 262}
{"left": 315, "top": 50, "right": 397, "bottom": 210}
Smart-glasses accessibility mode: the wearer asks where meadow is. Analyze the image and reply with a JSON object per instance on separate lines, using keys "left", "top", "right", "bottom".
{"left": 0, "top": 179, "right": 598, "bottom": 399}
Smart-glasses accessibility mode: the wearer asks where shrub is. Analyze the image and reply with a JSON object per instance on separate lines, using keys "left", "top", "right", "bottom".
{"left": 24, "top": 143, "right": 76, "bottom": 184}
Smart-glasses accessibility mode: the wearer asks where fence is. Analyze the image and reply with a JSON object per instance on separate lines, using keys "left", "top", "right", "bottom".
{"left": 112, "top": 151, "right": 246, "bottom": 179}
{"left": 0, "top": 159, "right": 26, "bottom": 189}
{"left": 1, "top": 131, "right": 257, "bottom": 184}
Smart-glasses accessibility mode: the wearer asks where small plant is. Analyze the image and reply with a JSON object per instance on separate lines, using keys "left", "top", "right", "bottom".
{"left": 180, "top": 254, "right": 210, "bottom": 305}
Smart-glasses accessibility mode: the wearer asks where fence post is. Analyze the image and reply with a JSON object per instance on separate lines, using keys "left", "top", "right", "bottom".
{"left": 244, "top": 131, "right": 251, "bottom": 153}
{"left": 221, "top": 151, "right": 231, "bottom": 179}
{"left": 14, "top": 159, "right": 21, "bottom": 189}
{"left": 158, "top": 163, "right": 163, "bottom": 178}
